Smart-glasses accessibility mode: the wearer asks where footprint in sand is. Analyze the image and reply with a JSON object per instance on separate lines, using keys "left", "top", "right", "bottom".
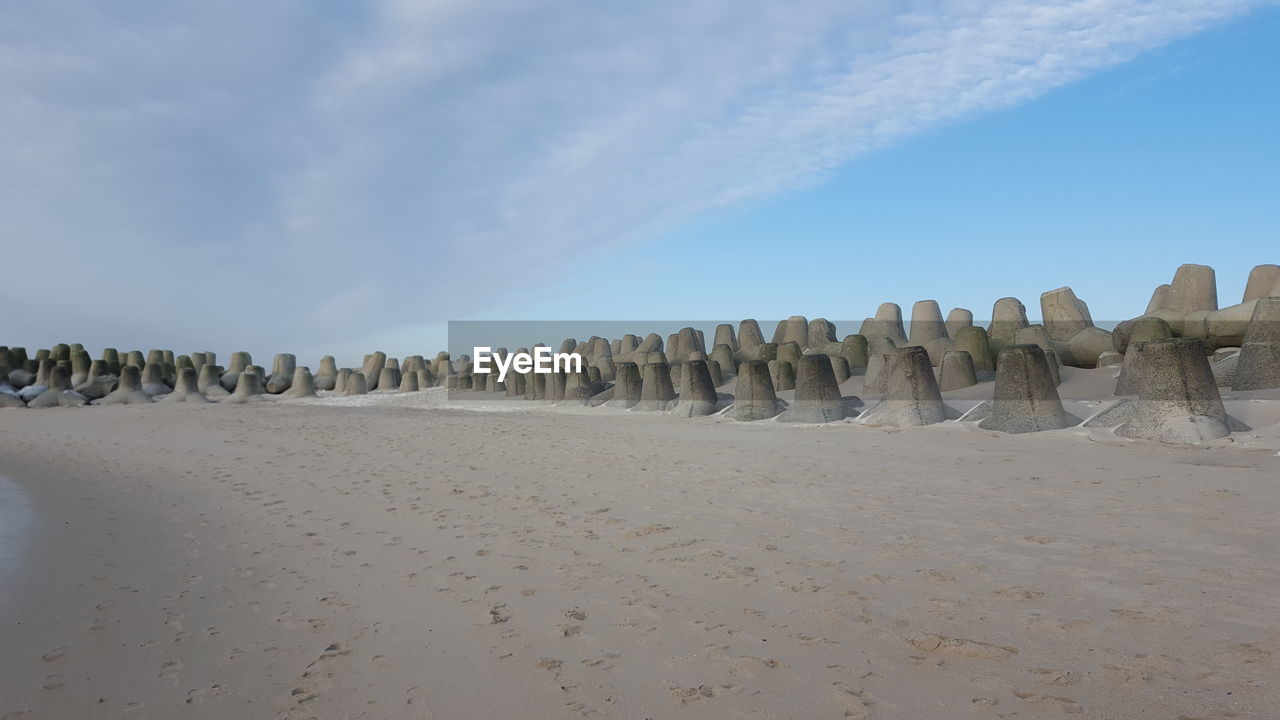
{"left": 185, "top": 685, "right": 226, "bottom": 704}
{"left": 1234, "top": 642, "right": 1274, "bottom": 664}
{"left": 159, "top": 660, "right": 184, "bottom": 685}
{"left": 906, "top": 634, "right": 1018, "bottom": 659}
{"left": 669, "top": 684, "right": 742, "bottom": 706}
{"left": 1012, "top": 690, "right": 1082, "bottom": 714}
{"left": 1029, "top": 668, "right": 1079, "bottom": 686}
{"left": 405, "top": 685, "right": 432, "bottom": 713}
{"left": 993, "top": 586, "right": 1045, "bottom": 600}
{"left": 832, "top": 682, "right": 871, "bottom": 719}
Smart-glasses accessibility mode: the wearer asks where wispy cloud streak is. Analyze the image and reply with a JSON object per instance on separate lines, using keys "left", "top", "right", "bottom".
{"left": 0, "top": 0, "right": 1263, "bottom": 356}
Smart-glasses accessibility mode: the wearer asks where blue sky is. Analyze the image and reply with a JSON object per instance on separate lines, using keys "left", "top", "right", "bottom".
{"left": 494, "top": 6, "right": 1280, "bottom": 322}
{"left": 2, "top": 2, "right": 1277, "bottom": 365}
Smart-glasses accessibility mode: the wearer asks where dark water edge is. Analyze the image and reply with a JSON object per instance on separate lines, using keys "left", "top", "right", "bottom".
{"left": 0, "top": 474, "right": 35, "bottom": 605}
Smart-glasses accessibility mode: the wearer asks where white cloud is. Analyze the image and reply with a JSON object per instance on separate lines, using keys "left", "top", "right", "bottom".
{"left": 0, "top": 0, "right": 1264, "bottom": 362}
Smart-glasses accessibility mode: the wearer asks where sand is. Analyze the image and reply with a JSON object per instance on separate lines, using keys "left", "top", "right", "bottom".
{"left": 2, "top": 380, "right": 1280, "bottom": 719}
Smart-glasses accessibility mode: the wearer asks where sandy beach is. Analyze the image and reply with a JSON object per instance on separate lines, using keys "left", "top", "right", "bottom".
{"left": 3, "top": 380, "right": 1279, "bottom": 720}
{"left": 5, "top": 1, "right": 1279, "bottom": 717}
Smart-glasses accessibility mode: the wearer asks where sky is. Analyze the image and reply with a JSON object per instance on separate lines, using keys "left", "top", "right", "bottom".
{"left": 2, "top": 1, "right": 1277, "bottom": 366}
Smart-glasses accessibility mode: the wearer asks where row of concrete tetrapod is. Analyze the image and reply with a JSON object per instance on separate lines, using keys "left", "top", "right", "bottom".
{"left": 462, "top": 309, "right": 1264, "bottom": 445}
{"left": 0, "top": 347, "right": 459, "bottom": 408}
{"left": 574, "top": 336, "right": 1251, "bottom": 445}
{"left": 4, "top": 270, "right": 1277, "bottom": 442}
{"left": 2, "top": 330, "right": 1255, "bottom": 446}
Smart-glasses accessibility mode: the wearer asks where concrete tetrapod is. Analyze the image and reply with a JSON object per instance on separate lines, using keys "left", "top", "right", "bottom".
{"left": 713, "top": 324, "right": 738, "bottom": 352}
{"left": 772, "top": 360, "right": 796, "bottom": 392}
{"left": 1085, "top": 338, "right": 1246, "bottom": 443}
{"left": 738, "top": 319, "right": 765, "bottom": 355}
{"left": 379, "top": 366, "right": 402, "bottom": 392}
{"left": 908, "top": 300, "right": 948, "bottom": 347}
{"left": 1232, "top": 297, "right": 1280, "bottom": 390}
{"left": 362, "top": 351, "right": 387, "bottom": 390}
{"left": 945, "top": 308, "right": 973, "bottom": 338}
{"left": 1243, "top": 264, "right": 1280, "bottom": 302}
{"left": 953, "top": 326, "right": 994, "bottom": 373}
{"left": 1112, "top": 316, "right": 1173, "bottom": 355}
{"left": 776, "top": 342, "right": 802, "bottom": 373}
{"left": 671, "top": 359, "right": 720, "bottom": 417}
{"left": 1151, "top": 263, "right": 1218, "bottom": 321}
{"left": 75, "top": 360, "right": 116, "bottom": 401}
{"left": 669, "top": 327, "right": 704, "bottom": 362}
{"left": 343, "top": 371, "right": 368, "bottom": 396}
{"left": 23, "top": 358, "right": 53, "bottom": 400}
{"left": 70, "top": 350, "right": 90, "bottom": 386}
{"left": 778, "top": 354, "right": 857, "bottom": 423}
{"left": 315, "top": 356, "right": 338, "bottom": 391}
{"left": 545, "top": 371, "right": 566, "bottom": 402}
{"left": 0, "top": 385, "right": 22, "bottom": 409}
{"left": 16, "top": 378, "right": 47, "bottom": 404}
{"left": 923, "top": 337, "right": 956, "bottom": 367}
{"left": 500, "top": 370, "right": 520, "bottom": 396}
{"left": 856, "top": 347, "right": 954, "bottom": 428}
{"left": 101, "top": 348, "right": 121, "bottom": 374}
{"left": 594, "top": 355, "right": 616, "bottom": 382}
{"left": 7, "top": 366, "right": 34, "bottom": 391}
{"left": 563, "top": 370, "right": 599, "bottom": 403}
{"left": 1041, "top": 286, "right": 1093, "bottom": 344}
{"left": 860, "top": 303, "right": 906, "bottom": 349}
{"left": 829, "top": 355, "right": 850, "bottom": 384}
{"left": 635, "top": 334, "right": 663, "bottom": 355}
{"left": 526, "top": 371, "right": 546, "bottom": 401}
{"left": 862, "top": 337, "right": 901, "bottom": 395}
{"left": 606, "top": 362, "right": 642, "bottom": 408}
{"left": 225, "top": 369, "right": 267, "bottom": 404}
{"left": 937, "top": 350, "right": 978, "bottom": 391}
{"left": 808, "top": 318, "right": 838, "bottom": 348}
{"left": 218, "top": 352, "right": 251, "bottom": 392}
{"left": 97, "top": 366, "right": 153, "bottom": 405}
{"left": 632, "top": 362, "right": 675, "bottom": 411}
{"left": 772, "top": 316, "right": 809, "bottom": 348}
{"left": 198, "top": 365, "right": 230, "bottom": 398}
{"left": 989, "top": 297, "right": 1030, "bottom": 354}
{"left": 728, "top": 360, "right": 783, "bottom": 421}
{"left": 972, "top": 345, "right": 1077, "bottom": 434}
{"left": 28, "top": 366, "right": 88, "bottom": 408}
{"left": 138, "top": 363, "right": 171, "bottom": 397}
{"left": 266, "top": 354, "right": 297, "bottom": 394}
{"left": 398, "top": 369, "right": 420, "bottom": 393}
{"left": 158, "top": 367, "right": 209, "bottom": 403}
{"left": 707, "top": 359, "right": 725, "bottom": 387}
{"left": 1114, "top": 337, "right": 1157, "bottom": 396}
{"left": 282, "top": 367, "right": 317, "bottom": 398}
{"left": 840, "top": 335, "right": 869, "bottom": 370}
